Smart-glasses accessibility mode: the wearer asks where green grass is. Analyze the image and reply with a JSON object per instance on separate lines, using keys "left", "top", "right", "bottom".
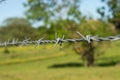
{"left": 0, "top": 42, "right": 120, "bottom": 80}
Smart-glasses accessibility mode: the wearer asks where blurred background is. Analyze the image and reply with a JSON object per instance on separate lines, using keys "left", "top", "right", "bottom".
{"left": 0, "top": 0, "right": 120, "bottom": 80}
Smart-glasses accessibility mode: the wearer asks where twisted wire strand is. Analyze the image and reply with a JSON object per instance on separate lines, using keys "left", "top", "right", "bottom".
{"left": 0, "top": 32, "right": 120, "bottom": 47}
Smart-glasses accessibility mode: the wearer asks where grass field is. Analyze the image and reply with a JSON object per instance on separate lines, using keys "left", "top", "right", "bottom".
{"left": 0, "top": 41, "right": 120, "bottom": 80}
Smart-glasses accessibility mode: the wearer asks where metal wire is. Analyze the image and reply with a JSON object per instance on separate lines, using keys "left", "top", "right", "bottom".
{"left": 0, "top": 32, "right": 120, "bottom": 48}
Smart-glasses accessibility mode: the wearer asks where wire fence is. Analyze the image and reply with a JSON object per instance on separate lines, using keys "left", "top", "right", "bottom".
{"left": 0, "top": 32, "right": 120, "bottom": 48}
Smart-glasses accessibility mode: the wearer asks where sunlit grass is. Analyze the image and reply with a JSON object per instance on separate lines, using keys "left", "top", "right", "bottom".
{"left": 0, "top": 44, "right": 71, "bottom": 64}
{"left": 0, "top": 42, "right": 120, "bottom": 80}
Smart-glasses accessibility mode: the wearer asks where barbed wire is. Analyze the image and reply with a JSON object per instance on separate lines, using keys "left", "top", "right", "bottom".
{"left": 0, "top": 32, "right": 120, "bottom": 48}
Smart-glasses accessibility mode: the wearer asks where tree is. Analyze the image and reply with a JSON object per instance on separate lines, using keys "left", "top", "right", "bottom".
{"left": 24, "top": 0, "right": 82, "bottom": 26}
{"left": 43, "top": 19, "right": 115, "bottom": 67}
{"left": 98, "top": 0, "right": 120, "bottom": 29}
{"left": 72, "top": 20, "right": 115, "bottom": 66}
{"left": 24, "top": 0, "right": 115, "bottom": 67}
{"left": 0, "top": 17, "right": 39, "bottom": 41}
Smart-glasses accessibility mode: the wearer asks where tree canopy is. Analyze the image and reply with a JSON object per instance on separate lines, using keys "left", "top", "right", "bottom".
{"left": 98, "top": 0, "right": 120, "bottom": 29}
{"left": 0, "top": 17, "right": 39, "bottom": 41}
{"left": 24, "top": 0, "right": 82, "bottom": 26}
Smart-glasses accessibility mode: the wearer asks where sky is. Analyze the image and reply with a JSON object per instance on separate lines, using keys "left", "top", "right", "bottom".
{"left": 0, "top": 0, "right": 26, "bottom": 24}
{"left": 0, "top": 0, "right": 107, "bottom": 27}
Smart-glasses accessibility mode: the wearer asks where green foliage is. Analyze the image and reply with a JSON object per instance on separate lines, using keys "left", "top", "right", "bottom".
{"left": 73, "top": 20, "right": 116, "bottom": 66}
{"left": 24, "top": 0, "right": 82, "bottom": 26}
{"left": 77, "top": 20, "right": 115, "bottom": 36}
{"left": 43, "top": 19, "right": 115, "bottom": 38}
{"left": 0, "top": 17, "right": 40, "bottom": 41}
{"left": 98, "top": 0, "right": 120, "bottom": 29}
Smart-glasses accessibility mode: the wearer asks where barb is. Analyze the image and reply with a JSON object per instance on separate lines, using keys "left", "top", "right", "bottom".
{"left": 54, "top": 33, "right": 64, "bottom": 48}
{"left": 35, "top": 37, "right": 44, "bottom": 48}
{"left": 20, "top": 37, "right": 31, "bottom": 46}
{"left": 77, "top": 32, "right": 92, "bottom": 43}
{"left": 0, "top": 32, "right": 120, "bottom": 48}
